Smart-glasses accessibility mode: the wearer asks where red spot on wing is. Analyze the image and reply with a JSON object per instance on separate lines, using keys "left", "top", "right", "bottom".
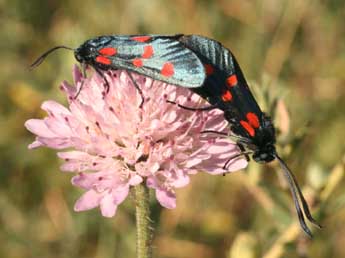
{"left": 246, "top": 112, "right": 260, "bottom": 128}
{"left": 132, "top": 58, "right": 143, "bottom": 67}
{"left": 240, "top": 120, "right": 255, "bottom": 137}
{"left": 99, "top": 47, "right": 117, "bottom": 56}
{"left": 142, "top": 45, "right": 154, "bottom": 58}
{"left": 96, "top": 56, "right": 111, "bottom": 65}
{"left": 204, "top": 64, "right": 214, "bottom": 75}
{"left": 221, "top": 90, "right": 233, "bottom": 102}
{"left": 161, "top": 62, "right": 174, "bottom": 77}
{"left": 132, "top": 36, "right": 151, "bottom": 42}
{"left": 226, "top": 74, "right": 238, "bottom": 87}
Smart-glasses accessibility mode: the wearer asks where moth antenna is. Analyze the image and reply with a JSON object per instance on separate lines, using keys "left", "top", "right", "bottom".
{"left": 30, "top": 46, "right": 74, "bottom": 69}
{"left": 276, "top": 155, "right": 322, "bottom": 228}
{"left": 73, "top": 63, "right": 88, "bottom": 99}
{"left": 126, "top": 71, "right": 145, "bottom": 108}
{"left": 275, "top": 154, "right": 321, "bottom": 237}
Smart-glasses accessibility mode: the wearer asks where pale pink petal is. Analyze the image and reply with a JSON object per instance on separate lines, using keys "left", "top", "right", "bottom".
{"left": 58, "top": 151, "right": 98, "bottom": 172}
{"left": 41, "top": 100, "right": 71, "bottom": 116}
{"left": 36, "top": 137, "right": 73, "bottom": 149}
{"left": 156, "top": 189, "right": 176, "bottom": 209}
{"left": 206, "top": 140, "right": 237, "bottom": 154}
{"left": 73, "top": 64, "right": 83, "bottom": 85}
{"left": 129, "top": 175, "right": 143, "bottom": 185}
{"left": 226, "top": 158, "right": 248, "bottom": 172}
{"left": 113, "top": 186, "right": 129, "bottom": 204}
{"left": 57, "top": 151, "right": 93, "bottom": 160}
{"left": 74, "top": 190, "right": 102, "bottom": 211}
{"left": 71, "top": 173, "right": 98, "bottom": 189}
{"left": 28, "top": 140, "right": 44, "bottom": 149}
{"left": 25, "top": 119, "right": 57, "bottom": 138}
{"left": 146, "top": 176, "right": 157, "bottom": 188}
{"left": 183, "top": 157, "right": 203, "bottom": 168}
{"left": 60, "top": 80, "right": 76, "bottom": 96}
{"left": 202, "top": 157, "right": 248, "bottom": 175}
{"left": 100, "top": 194, "right": 118, "bottom": 217}
{"left": 44, "top": 117, "right": 73, "bottom": 137}
{"left": 60, "top": 162, "right": 86, "bottom": 172}
{"left": 171, "top": 170, "right": 190, "bottom": 188}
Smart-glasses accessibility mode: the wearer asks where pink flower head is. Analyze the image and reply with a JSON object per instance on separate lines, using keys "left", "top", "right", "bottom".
{"left": 25, "top": 66, "right": 248, "bottom": 217}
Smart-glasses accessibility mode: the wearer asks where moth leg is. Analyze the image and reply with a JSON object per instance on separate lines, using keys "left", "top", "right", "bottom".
{"left": 237, "top": 143, "right": 250, "bottom": 162}
{"left": 199, "top": 130, "right": 251, "bottom": 169}
{"left": 223, "top": 143, "right": 251, "bottom": 170}
{"left": 166, "top": 100, "right": 218, "bottom": 111}
{"left": 74, "top": 64, "right": 88, "bottom": 99}
{"left": 200, "top": 130, "right": 228, "bottom": 136}
{"left": 223, "top": 151, "right": 251, "bottom": 170}
{"left": 74, "top": 80, "right": 85, "bottom": 99}
{"left": 200, "top": 130, "right": 247, "bottom": 142}
{"left": 126, "top": 71, "right": 144, "bottom": 108}
{"left": 94, "top": 67, "right": 110, "bottom": 96}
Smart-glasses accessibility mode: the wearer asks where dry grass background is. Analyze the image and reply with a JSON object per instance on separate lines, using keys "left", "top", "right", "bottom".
{"left": 0, "top": 0, "right": 344, "bottom": 257}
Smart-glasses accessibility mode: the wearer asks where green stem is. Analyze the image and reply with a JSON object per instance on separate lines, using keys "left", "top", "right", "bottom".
{"left": 133, "top": 184, "right": 153, "bottom": 258}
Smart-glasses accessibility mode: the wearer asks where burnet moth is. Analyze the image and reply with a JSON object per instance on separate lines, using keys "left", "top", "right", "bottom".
{"left": 30, "top": 35, "right": 206, "bottom": 107}
{"left": 30, "top": 34, "right": 320, "bottom": 237}
{"left": 176, "top": 35, "right": 321, "bottom": 237}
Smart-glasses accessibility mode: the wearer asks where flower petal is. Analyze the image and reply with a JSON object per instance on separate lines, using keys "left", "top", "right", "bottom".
{"left": 41, "top": 100, "right": 71, "bottom": 116}
{"left": 25, "top": 119, "right": 57, "bottom": 138}
{"left": 100, "top": 194, "right": 118, "bottom": 217}
{"left": 74, "top": 190, "right": 102, "bottom": 211}
{"left": 156, "top": 189, "right": 176, "bottom": 209}
{"left": 129, "top": 175, "right": 143, "bottom": 185}
{"left": 73, "top": 65, "right": 84, "bottom": 85}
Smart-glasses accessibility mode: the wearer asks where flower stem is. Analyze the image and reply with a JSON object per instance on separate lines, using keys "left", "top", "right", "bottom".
{"left": 133, "top": 183, "right": 153, "bottom": 258}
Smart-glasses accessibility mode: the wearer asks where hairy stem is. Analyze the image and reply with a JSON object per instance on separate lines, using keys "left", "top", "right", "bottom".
{"left": 133, "top": 184, "right": 153, "bottom": 258}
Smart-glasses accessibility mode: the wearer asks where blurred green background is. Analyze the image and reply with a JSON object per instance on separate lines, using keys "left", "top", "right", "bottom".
{"left": 1, "top": 0, "right": 344, "bottom": 257}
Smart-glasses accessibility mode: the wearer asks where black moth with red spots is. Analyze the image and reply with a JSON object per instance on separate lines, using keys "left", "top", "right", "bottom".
{"left": 178, "top": 35, "right": 276, "bottom": 163}
{"left": 74, "top": 35, "right": 207, "bottom": 88}
{"left": 30, "top": 34, "right": 320, "bottom": 237}
{"left": 30, "top": 35, "right": 206, "bottom": 101}
{"left": 178, "top": 35, "right": 321, "bottom": 237}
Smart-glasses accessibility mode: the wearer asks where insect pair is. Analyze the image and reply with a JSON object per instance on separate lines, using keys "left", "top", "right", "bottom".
{"left": 31, "top": 34, "right": 321, "bottom": 237}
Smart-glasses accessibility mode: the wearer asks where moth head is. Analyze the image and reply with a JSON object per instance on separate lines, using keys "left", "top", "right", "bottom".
{"left": 74, "top": 42, "right": 97, "bottom": 64}
{"left": 252, "top": 144, "right": 276, "bottom": 163}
